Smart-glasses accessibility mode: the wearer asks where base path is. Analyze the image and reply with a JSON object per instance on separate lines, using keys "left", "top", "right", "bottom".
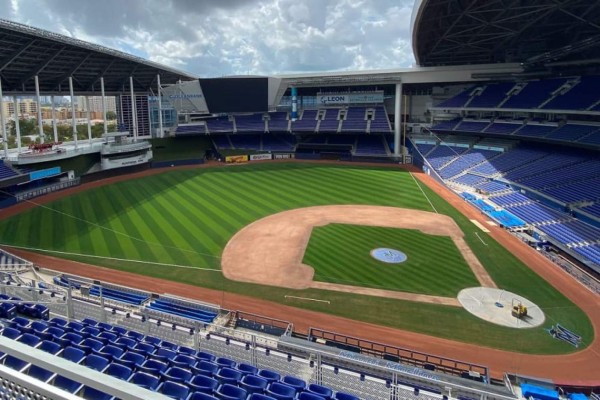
{"left": 2, "top": 161, "right": 600, "bottom": 383}
{"left": 221, "top": 205, "right": 493, "bottom": 301}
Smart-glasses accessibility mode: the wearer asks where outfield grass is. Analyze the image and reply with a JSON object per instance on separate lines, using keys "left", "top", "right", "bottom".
{"left": 0, "top": 162, "right": 593, "bottom": 354}
{"left": 303, "top": 224, "right": 478, "bottom": 296}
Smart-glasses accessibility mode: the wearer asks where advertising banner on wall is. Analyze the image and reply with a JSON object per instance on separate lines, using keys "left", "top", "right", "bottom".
{"left": 225, "top": 155, "right": 249, "bottom": 163}
{"left": 250, "top": 154, "right": 272, "bottom": 161}
{"left": 317, "top": 91, "right": 384, "bottom": 105}
{"left": 274, "top": 153, "right": 295, "bottom": 159}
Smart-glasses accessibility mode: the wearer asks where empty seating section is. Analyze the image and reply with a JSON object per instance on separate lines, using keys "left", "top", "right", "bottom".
{"left": 502, "top": 79, "right": 567, "bottom": 109}
{"left": 262, "top": 134, "right": 295, "bottom": 151}
{"left": 176, "top": 124, "right": 205, "bottom": 135}
{"left": 500, "top": 203, "right": 568, "bottom": 225}
{"left": 489, "top": 192, "right": 532, "bottom": 207}
{"left": 545, "top": 124, "right": 599, "bottom": 141}
{"left": 229, "top": 135, "right": 260, "bottom": 150}
{"left": 0, "top": 161, "right": 18, "bottom": 180}
{"left": 439, "top": 149, "right": 499, "bottom": 179}
{"left": 544, "top": 76, "right": 600, "bottom": 110}
{"left": 354, "top": 135, "right": 387, "bottom": 155}
{"left": 505, "top": 153, "right": 584, "bottom": 181}
{"left": 455, "top": 120, "right": 490, "bottom": 132}
{"left": 470, "top": 147, "right": 548, "bottom": 176}
{"left": 475, "top": 181, "right": 509, "bottom": 193}
{"left": 89, "top": 286, "right": 149, "bottom": 306}
{"left": 543, "top": 176, "right": 600, "bottom": 203}
{"left": 436, "top": 87, "right": 473, "bottom": 108}
{"left": 369, "top": 106, "right": 391, "bottom": 132}
{"left": 212, "top": 135, "right": 232, "bottom": 149}
{"left": 267, "top": 112, "right": 289, "bottom": 132}
{"left": 235, "top": 114, "right": 265, "bottom": 132}
{"left": 328, "top": 134, "right": 355, "bottom": 145}
{"left": 319, "top": 109, "right": 340, "bottom": 132}
{"left": 342, "top": 107, "right": 367, "bottom": 131}
{"left": 452, "top": 174, "right": 487, "bottom": 187}
{"left": 573, "top": 244, "right": 600, "bottom": 265}
{"left": 517, "top": 159, "right": 600, "bottom": 190}
{"left": 206, "top": 117, "right": 233, "bottom": 133}
{"left": 579, "top": 131, "right": 600, "bottom": 145}
{"left": 581, "top": 203, "right": 600, "bottom": 219}
{"left": 431, "top": 118, "right": 460, "bottom": 131}
{"left": 469, "top": 82, "right": 515, "bottom": 108}
{"left": 292, "top": 110, "right": 318, "bottom": 132}
{"left": 483, "top": 123, "right": 520, "bottom": 135}
{"left": 515, "top": 124, "right": 556, "bottom": 137}
{"left": 147, "top": 298, "right": 217, "bottom": 324}
{"left": 425, "top": 145, "right": 464, "bottom": 169}
{"left": 414, "top": 143, "right": 436, "bottom": 155}
{"left": 538, "top": 221, "right": 600, "bottom": 246}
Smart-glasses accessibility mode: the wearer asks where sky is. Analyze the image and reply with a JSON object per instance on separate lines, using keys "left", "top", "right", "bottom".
{"left": 0, "top": 0, "right": 416, "bottom": 77}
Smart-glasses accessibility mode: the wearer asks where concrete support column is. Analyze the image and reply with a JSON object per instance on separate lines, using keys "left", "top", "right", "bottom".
{"left": 86, "top": 96, "right": 92, "bottom": 144}
{"left": 0, "top": 79, "right": 7, "bottom": 158}
{"left": 51, "top": 95, "right": 58, "bottom": 142}
{"left": 69, "top": 76, "right": 77, "bottom": 148}
{"left": 34, "top": 75, "right": 44, "bottom": 144}
{"left": 393, "top": 83, "right": 402, "bottom": 157}
{"left": 157, "top": 74, "right": 163, "bottom": 138}
{"left": 13, "top": 96, "right": 21, "bottom": 153}
{"left": 100, "top": 77, "right": 108, "bottom": 135}
{"left": 129, "top": 76, "right": 137, "bottom": 139}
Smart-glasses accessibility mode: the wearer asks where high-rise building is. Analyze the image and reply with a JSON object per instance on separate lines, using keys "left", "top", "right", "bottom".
{"left": 76, "top": 96, "right": 117, "bottom": 113}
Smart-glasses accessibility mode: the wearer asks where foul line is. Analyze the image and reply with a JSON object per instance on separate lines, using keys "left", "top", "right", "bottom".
{"left": 284, "top": 295, "right": 330, "bottom": 304}
{"left": 474, "top": 232, "right": 488, "bottom": 246}
{"left": 409, "top": 172, "right": 438, "bottom": 214}
{"left": 0, "top": 244, "right": 221, "bottom": 272}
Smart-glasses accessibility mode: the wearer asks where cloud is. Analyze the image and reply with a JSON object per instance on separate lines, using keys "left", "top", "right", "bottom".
{"left": 0, "top": 0, "right": 415, "bottom": 76}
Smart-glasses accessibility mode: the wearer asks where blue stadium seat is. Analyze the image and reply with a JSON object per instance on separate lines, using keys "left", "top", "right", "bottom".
{"left": 95, "top": 331, "right": 118, "bottom": 344}
{"left": 334, "top": 392, "right": 360, "bottom": 400}
{"left": 196, "top": 351, "right": 216, "bottom": 362}
{"left": 298, "top": 393, "right": 327, "bottom": 400}
{"left": 188, "top": 375, "right": 219, "bottom": 394}
{"left": 215, "top": 357, "right": 236, "bottom": 369}
{"left": 38, "top": 340, "right": 62, "bottom": 355}
{"left": 62, "top": 332, "right": 84, "bottom": 345}
{"left": 129, "top": 371, "right": 160, "bottom": 390}
{"left": 17, "top": 333, "right": 40, "bottom": 347}
{"left": 170, "top": 354, "right": 196, "bottom": 368}
{"left": 67, "top": 321, "right": 85, "bottom": 332}
{"left": 104, "top": 363, "right": 133, "bottom": 381}
{"left": 75, "top": 338, "right": 104, "bottom": 354}
{"left": 125, "top": 330, "right": 145, "bottom": 341}
{"left": 139, "top": 359, "right": 169, "bottom": 375}
{"left": 54, "top": 375, "right": 83, "bottom": 394}
{"left": 111, "top": 326, "right": 127, "bottom": 336}
{"left": 215, "top": 367, "right": 243, "bottom": 385}
{"left": 216, "top": 383, "right": 248, "bottom": 400}
{"left": 81, "top": 318, "right": 98, "bottom": 326}
{"left": 240, "top": 374, "right": 269, "bottom": 394}
{"left": 115, "top": 351, "right": 145, "bottom": 369}
{"left": 82, "top": 386, "right": 114, "bottom": 400}
{"left": 265, "top": 382, "right": 296, "bottom": 400}
{"left": 152, "top": 347, "right": 177, "bottom": 362}
{"left": 258, "top": 369, "right": 280, "bottom": 383}
{"left": 192, "top": 360, "right": 219, "bottom": 377}
{"left": 178, "top": 346, "right": 195, "bottom": 356}
{"left": 12, "top": 316, "right": 30, "bottom": 327}
{"left": 281, "top": 375, "right": 306, "bottom": 391}
{"left": 307, "top": 384, "right": 333, "bottom": 399}
{"left": 161, "top": 366, "right": 193, "bottom": 383}
{"left": 133, "top": 341, "right": 156, "bottom": 355}
{"left": 249, "top": 395, "right": 277, "bottom": 400}
{"left": 143, "top": 335, "right": 162, "bottom": 346}
{"left": 158, "top": 380, "right": 190, "bottom": 400}
{"left": 49, "top": 317, "right": 67, "bottom": 327}
{"left": 2, "top": 327, "right": 21, "bottom": 339}
{"left": 236, "top": 363, "right": 258, "bottom": 376}
{"left": 28, "top": 365, "right": 54, "bottom": 382}
{"left": 97, "top": 322, "right": 114, "bottom": 331}
{"left": 46, "top": 326, "right": 65, "bottom": 339}
{"left": 3, "top": 355, "right": 28, "bottom": 371}
{"left": 30, "top": 321, "right": 48, "bottom": 333}
{"left": 84, "top": 354, "right": 110, "bottom": 372}
{"left": 114, "top": 336, "right": 136, "bottom": 348}
{"left": 62, "top": 346, "right": 86, "bottom": 363}
{"left": 189, "top": 392, "right": 219, "bottom": 400}
{"left": 94, "top": 344, "right": 124, "bottom": 361}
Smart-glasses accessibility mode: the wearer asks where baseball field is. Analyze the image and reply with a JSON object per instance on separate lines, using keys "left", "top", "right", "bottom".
{"left": 0, "top": 162, "right": 593, "bottom": 354}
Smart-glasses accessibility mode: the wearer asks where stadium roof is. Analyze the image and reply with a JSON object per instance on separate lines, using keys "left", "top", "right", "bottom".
{"left": 411, "top": 0, "right": 600, "bottom": 69}
{"left": 0, "top": 19, "right": 197, "bottom": 95}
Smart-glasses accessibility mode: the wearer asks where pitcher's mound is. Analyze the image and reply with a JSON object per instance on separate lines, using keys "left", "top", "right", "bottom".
{"left": 458, "top": 287, "right": 545, "bottom": 329}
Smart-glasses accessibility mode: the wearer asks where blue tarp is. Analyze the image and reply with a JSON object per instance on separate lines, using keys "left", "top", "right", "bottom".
{"left": 521, "top": 384, "right": 559, "bottom": 400}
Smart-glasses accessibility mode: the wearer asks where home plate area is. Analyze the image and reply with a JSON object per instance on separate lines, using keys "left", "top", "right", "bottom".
{"left": 458, "top": 287, "right": 545, "bottom": 328}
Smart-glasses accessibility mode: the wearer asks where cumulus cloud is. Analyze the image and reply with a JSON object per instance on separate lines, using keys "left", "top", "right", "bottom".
{"left": 0, "top": 0, "right": 415, "bottom": 77}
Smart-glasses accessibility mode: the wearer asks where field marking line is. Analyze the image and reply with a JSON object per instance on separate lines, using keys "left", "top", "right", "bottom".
{"left": 409, "top": 172, "right": 438, "bottom": 213}
{"left": 284, "top": 295, "right": 330, "bottom": 304}
{"left": 0, "top": 244, "right": 221, "bottom": 271}
{"left": 474, "top": 232, "right": 488, "bottom": 246}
